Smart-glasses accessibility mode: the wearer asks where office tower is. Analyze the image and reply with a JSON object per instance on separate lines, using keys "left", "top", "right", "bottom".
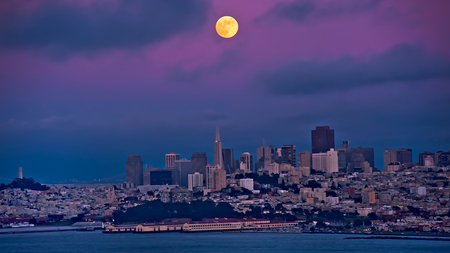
{"left": 206, "top": 165, "right": 216, "bottom": 189}
{"left": 18, "top": 167, "right": 23, "bottom": 179}
{"left": 267, "top": 162, "right": 280, "bottom": 175}
{"left": 347, "top": 151, "right": 365, "bottom": 173}
{"left": 165, "top": 153, "right": 180, "bottom": 168}
{"left": 280, "top": 145, "right": 296, "bottom": 167}
{"left": 297, "top": 150, "right": 311, "bottom": 168}
{"left": 311, "top": 126, "right": 335, "bottom": 153}
{"left": 383, "top": 149, "right": 398, "bottom": 171}
{"left": 257, "top": 139, "right": 272, "bottom": 171}
{"left": 423, "top": 156, "right": 434, "bottom": 167}
{"left": 362, "top": 161, "right": 372, "bottom": 173}
{"left": 206, "top": 164, "right": 226, "bottom": 191}
{"left": 150, "top": 169, "right": 172, "bottom": 185}
{"left": 239, "top": 152, "right": 253, "bottom": 173}
{"left": 239, "top": 178, "right": 254, "bottom": 191}
{"left": 419, "top": 151, "right": 435, "bottom": 166}
{"left": 222, "top": 148, "right": 235, "bottom": 174}
{"left": 337, "top": 149, "right": 346, "bottom": 172}
{"left": 326, "top": 148, "right": 338, "bottom": 174}
{"left": 213, "top": 125, "right": 223, "bottom": 169}
{"left": 214, "top": 168, "right": 226, "bottom": 191}
{"left": 188, "top": 172, "right": 203, "bottom": 190}
{"left": 126, "top": 155, "right": 143, "bottom": 186}
{"left": 396, "top": 148, "right": 412, "bottom": 165}
{"left": 143, "top": 166, "right": 160, "bottom": 185}
{"left": 312, "top": 153, "right": 327, "bottom": 172}
{"left": 342, "top": 140, "right": 349, "bottom": 148}
{"left": 174, "top": 158, "right": 191, "bottom": 188}
{"left": 436, "top": 151, "right": 450, "bottom": 167}
{"left": 269, "top": 145, "right": 277, "bottom": 161}
{"left": 337, "top": 145, "right": 375, "bottom": 172}
{"left": 191, "top": 152, "right": 207, "bottom": 176}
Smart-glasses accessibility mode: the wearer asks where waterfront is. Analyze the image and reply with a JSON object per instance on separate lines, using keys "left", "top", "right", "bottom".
{"left": 1, "top": 231, "right": 450, "bottom": 253}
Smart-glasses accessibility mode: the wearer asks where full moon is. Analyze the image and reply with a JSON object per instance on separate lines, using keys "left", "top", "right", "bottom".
{"left": 216, "top": 16, "right": 238, "bottom": 38}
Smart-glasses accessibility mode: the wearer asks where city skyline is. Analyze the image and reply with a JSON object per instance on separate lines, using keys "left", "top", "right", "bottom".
{"left": 1, "top": 0, "right": 449, "bottom": 183}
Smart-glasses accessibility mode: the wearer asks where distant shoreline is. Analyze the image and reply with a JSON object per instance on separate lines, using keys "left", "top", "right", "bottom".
{"left": 345, "top": 236, "right": 450, "bottom": 241}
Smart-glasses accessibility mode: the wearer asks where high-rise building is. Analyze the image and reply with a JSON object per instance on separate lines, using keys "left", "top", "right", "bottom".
{"left": 213, "top": 125, "right": 223, "bottom": 169}
{"left": 383, "top": 149, "right": 398, "bottom": 171}
{"left": 297, "top": 150, "right": 311, "bottom": 168}
{"left": 222, "top": 148, "right": 235, "bottom": 174}
{"left": 362, "top": 161, "right": 372, "bottom": 173}
{"left": 280, "top": 145, "right": 296, "bottom": 167}
{"left": 239, "top": 178, "right": 254, "bottom": 191}
{"left": 143, "top": 166, "right": 160, "bottom": 185}
{"left": 326, "top": 148, "right": 338, "bottom": 174}
{"left": 205, "top": 164, "right": 226, "bottom": 191}
{"left": 214, "top": 168, "right": 226, "bottom": 191}
{"left": 257, "top": 139, "right": 272, "bottom": 171}
{"left": 150, "top": 169, "right": 172, "bottom": 185}
{"left": 436, "top": 151, "right": 450, "bottom": 167}
{"left": 269, "top": 145, "right": 277, "bottom": 161}
{"left": 311, "top": 126, "right": 335, "bottom": 153}
{"left": 18, "top": 167, "right": 23, "bottom": 179}
{"left": 165, "top": 153, "right": 180, "bottom": 168}
{"left": 126, "top": 155, "right": 143, "bottom": 186}
{"left": 191, "top": 152, "right": 207, "bottom": 176}
{"left": 337, "top": 149, "right": 346, "bottom": 172}
{"left": 174, "top": 158, "right": 191, "bottom": 188}
{"left": 239, "top": 152, "right": 253, "bottom": 173}
{"left": 312, "top": 153, "right": 327, "bottom": 172}
{"left": 397, "top": 148, "right": 412, "bottom": 165}
{"left": 188, "top": 172, "right": 203, "bottom": 190}
{"left": 424, "top": 155, "right": 434, "bottom": 167}
{"left": 344, "top": 147, "right": 374, "bottom": 171}
{"left": 347, "top": 151, "right": 365, "bottom": 173}
{"left": 419, "top": 151, "right": 435, "bottom": 166}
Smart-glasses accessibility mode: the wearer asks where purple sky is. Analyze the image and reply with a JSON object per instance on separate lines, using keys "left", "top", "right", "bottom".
{"left": 1, "top": 0, "right": 449, "bottom": 183}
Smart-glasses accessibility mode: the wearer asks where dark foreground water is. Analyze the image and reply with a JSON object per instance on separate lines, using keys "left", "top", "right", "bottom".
{"left": 1, "top": 231, "right": 449, "bottom": 253}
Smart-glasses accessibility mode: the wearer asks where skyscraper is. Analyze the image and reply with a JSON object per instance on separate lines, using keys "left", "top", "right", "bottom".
{"left": 280, "top": 145, "right": 296, "bottom": 167}
{"left": 311, "top": 126, "right": 335, "bottom": 153}
{"left": 326, "top": 148, "right": 338, "bottom": 174}
{"left": 188, "top": 172, "right": 203, "bottom": 190}
{"left": 383, "top": 149, "right": 397, "bottom": 171}
{"left": 239, "top": 152, "right": 253, "bottom": 173}
{"left": 213, "top": 125, "right": 223, "bottom": 169}
{"left": 397, "top": 148, "right": 412, "bottom": 165}
{"left": 126, "top": 155, "right": 143, "bottom": 186}
{"left": 312, "top": 153, "right": 327, "bottom": 172}
{"left": 205, "top": 164, "right": 226, "bottom": 191}
{"left": 174, "top": 158, "right": 191, "bottom": 188}
{"left": 297, "top": 150, "right": 311, "bottom": 168}
{"left": 165, "top": 153, "right": 180, "bottom": 168}
{"left": 257, "top": 138, "right": 272, "bottom": 171}
{"left": 222, "top": 148, "right": 235, "bottom": 174}
{"left": 419, "top": 151, "right": 435, "bottom": 166}
{"left": 346, "top": 147, "right": 375, "bottom": 170}
{"left": 191, "top": 152, "right": 207, "bottom": 176}
{"left": 18, "top": 167, "right": 23, "bottom": 179}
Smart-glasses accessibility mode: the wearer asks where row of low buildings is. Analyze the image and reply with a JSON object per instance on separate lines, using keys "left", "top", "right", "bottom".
{"left": 104, "top": 218, "right": 298, "bottom": 233}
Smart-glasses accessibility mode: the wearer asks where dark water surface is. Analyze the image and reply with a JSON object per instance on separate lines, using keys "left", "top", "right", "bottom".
{"left": 1, "top": 231, "right": 449, "bottom": 253}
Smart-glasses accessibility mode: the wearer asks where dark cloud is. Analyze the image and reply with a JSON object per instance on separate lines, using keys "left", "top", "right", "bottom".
{"left": 0, "top": 0, "right": 209, "bottom": 55}
{"left": 264, "top": 1, "right": 315, "bottom": 22}
{"left": 260, "top": 43, "right": 450, "bottom": 95}
{"left": 260, "top": 0, "right": 382, "bottom": 23}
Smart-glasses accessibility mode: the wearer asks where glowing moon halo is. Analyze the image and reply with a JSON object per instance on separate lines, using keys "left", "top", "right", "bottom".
{"left": 216, "top": 16, "right": 238, "bottom": 38}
